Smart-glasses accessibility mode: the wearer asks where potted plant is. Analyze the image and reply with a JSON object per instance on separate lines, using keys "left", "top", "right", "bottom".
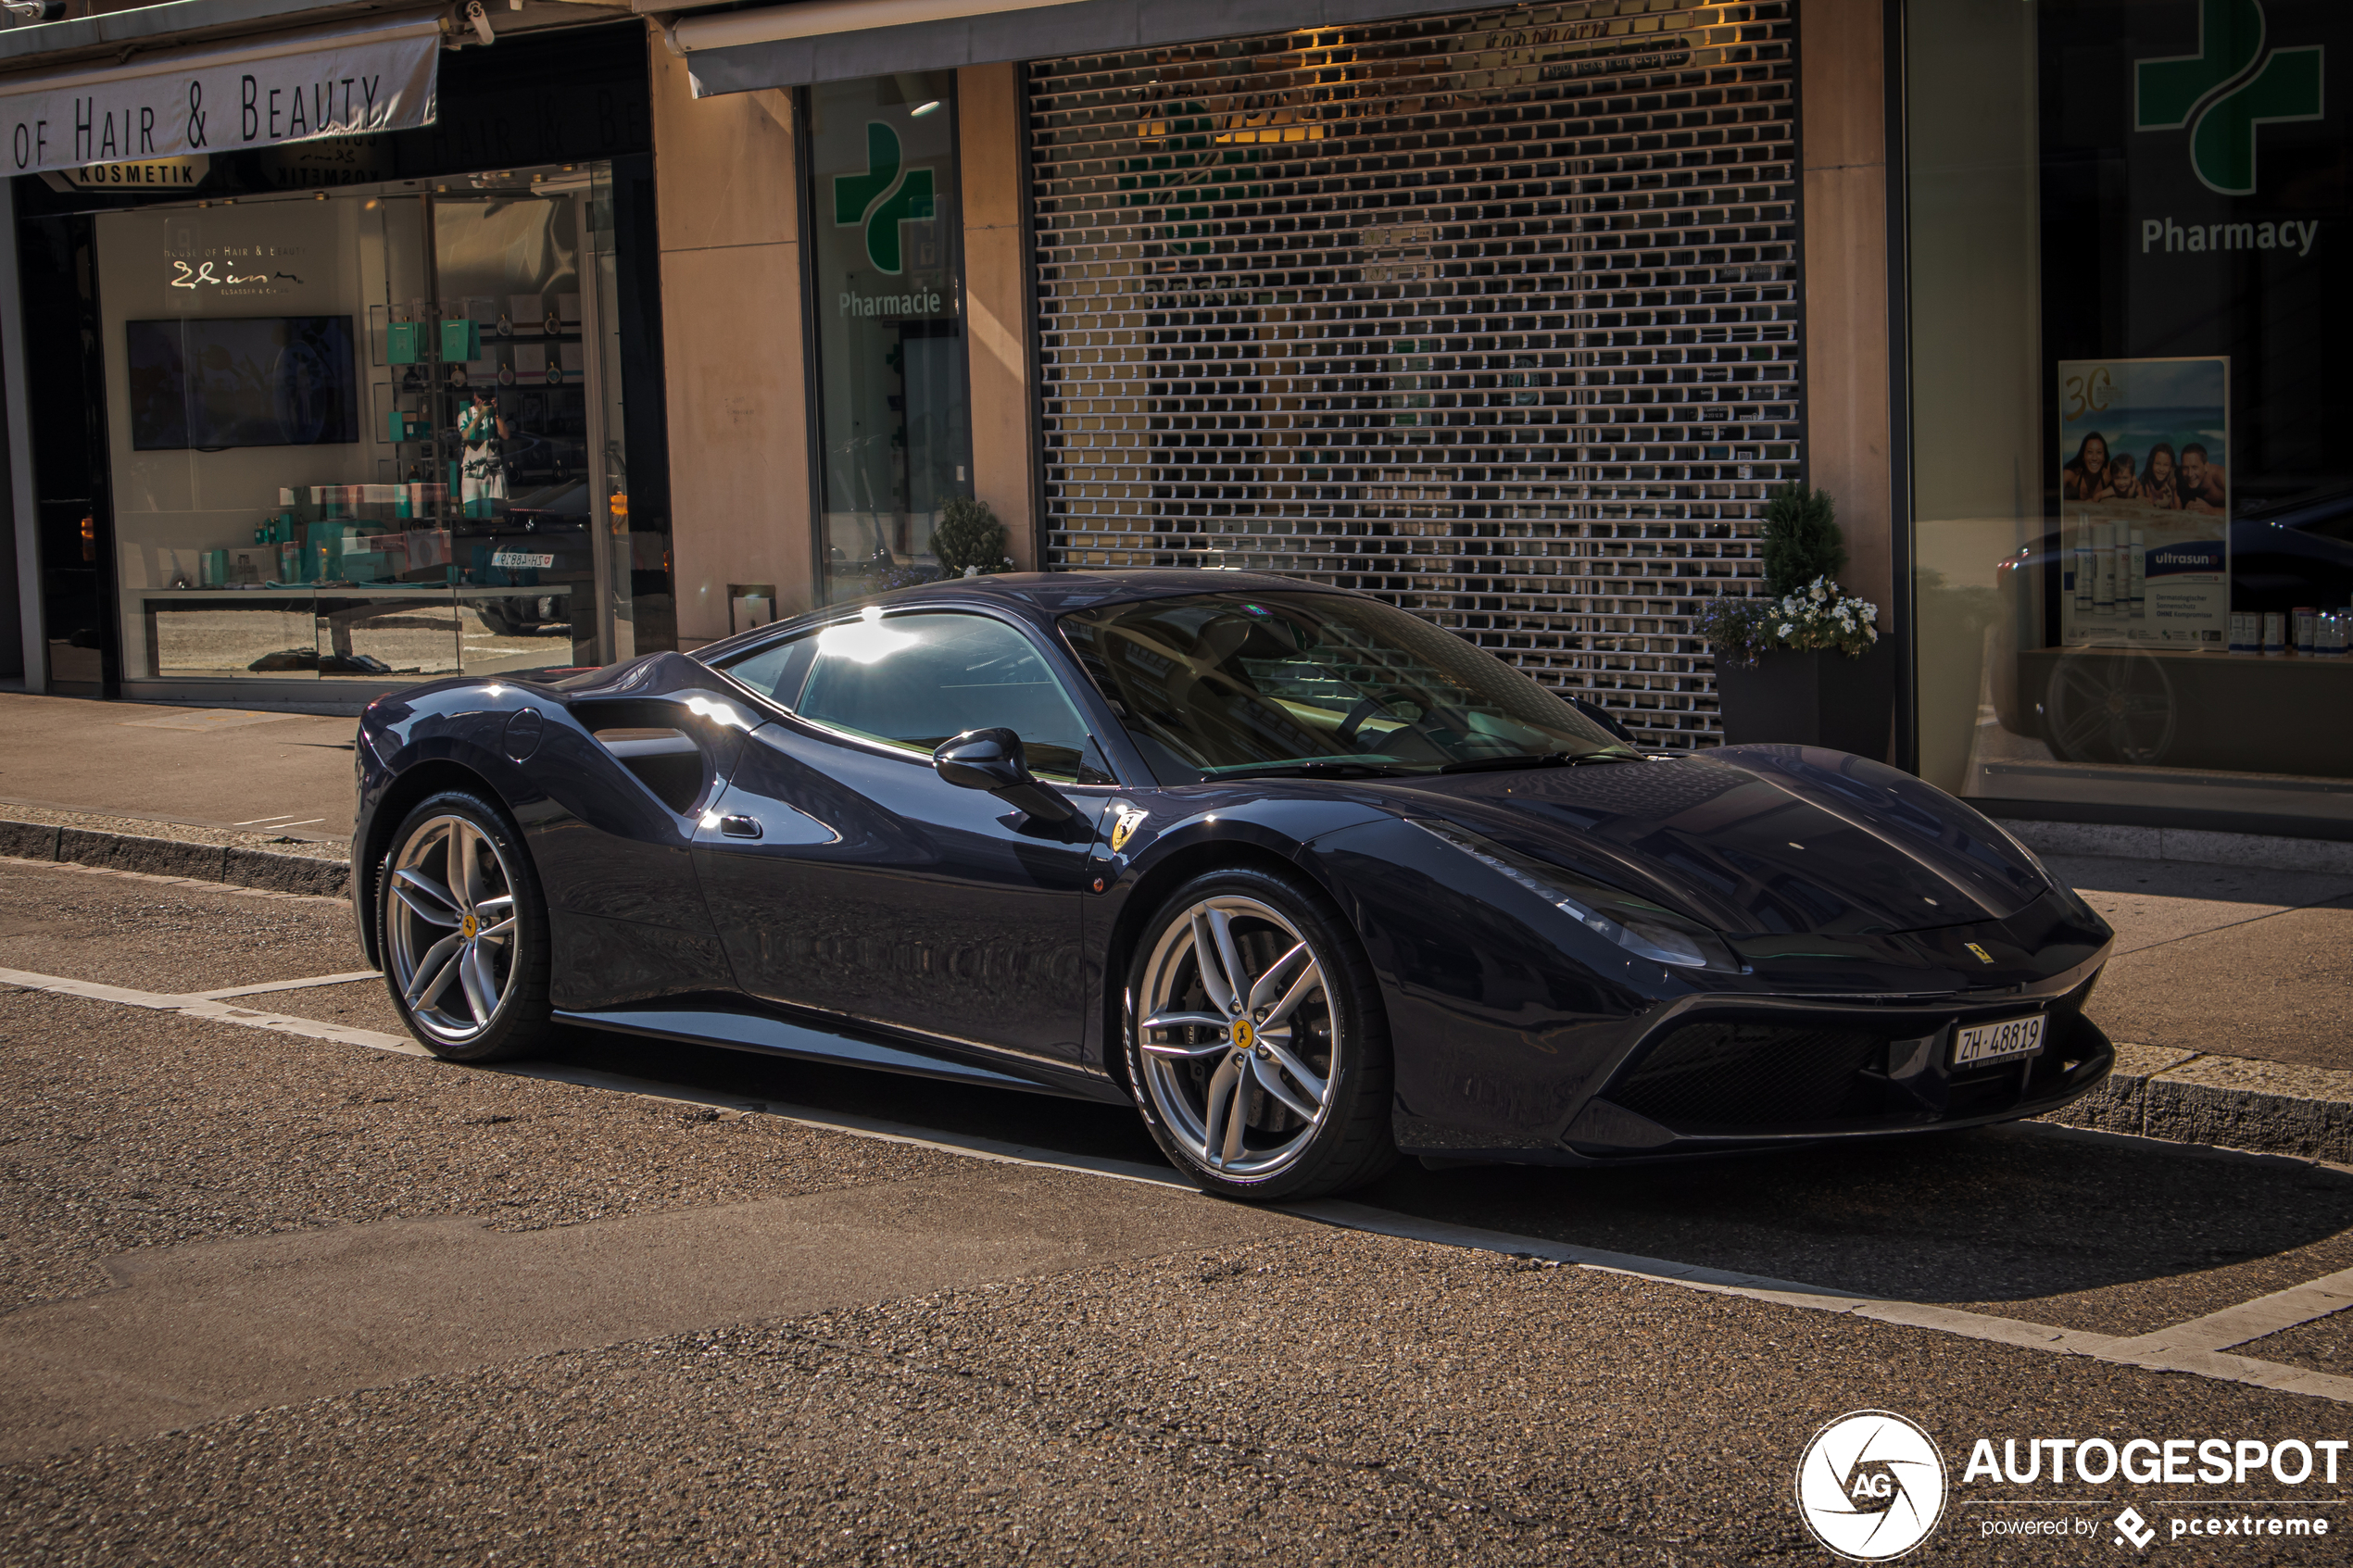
{"left": 932, "top": 497, "right": 1015, "bottom": 579}
{"left": 1696, "top": 483, "right": 1893, "bottom": 758}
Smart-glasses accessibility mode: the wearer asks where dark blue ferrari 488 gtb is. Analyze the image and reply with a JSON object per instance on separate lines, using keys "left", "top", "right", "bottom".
{"left": 351, "top": 571, "right": 2115, "bottom": 1200}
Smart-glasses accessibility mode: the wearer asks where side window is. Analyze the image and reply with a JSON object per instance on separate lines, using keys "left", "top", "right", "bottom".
{"left": 796, "top": 611, "right": 1099, "bottom": 781}
{"left": 711, "top": 634, "right": 816, "bottom": 707}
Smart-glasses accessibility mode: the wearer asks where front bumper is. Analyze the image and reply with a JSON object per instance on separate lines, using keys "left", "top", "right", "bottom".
{"left": 1554, "top": 977, "right": 2112, "bottom": 1159}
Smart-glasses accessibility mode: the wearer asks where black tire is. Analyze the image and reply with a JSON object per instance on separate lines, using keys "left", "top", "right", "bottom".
{"left": 376, "top": 788, "right": 556, "bottom": 1062}
{"left": 1123, "top": 866, "right": 1397, "bottom": 1200}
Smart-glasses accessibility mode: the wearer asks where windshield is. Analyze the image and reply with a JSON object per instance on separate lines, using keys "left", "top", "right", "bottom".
{"left": 1059, "top": 591, "right": 1633, "bottom": 781}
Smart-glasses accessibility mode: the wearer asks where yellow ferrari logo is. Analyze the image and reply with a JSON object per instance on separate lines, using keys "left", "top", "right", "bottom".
{"left": 1965, "top": 942, "right": 1994, "bottom": 965}
{"left": 1231, "top": 1019, "right": 1255, "bottom": 1048}
{"left": 1110, "top": 806, "right": 1148, "bottom": 852}
{"left": 460, "top": 913, "right": 479, "bottom": 939}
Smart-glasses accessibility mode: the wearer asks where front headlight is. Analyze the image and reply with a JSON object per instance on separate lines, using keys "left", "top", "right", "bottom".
{"left": 1410, "top": 819, "right": 1743, "bottom": 972}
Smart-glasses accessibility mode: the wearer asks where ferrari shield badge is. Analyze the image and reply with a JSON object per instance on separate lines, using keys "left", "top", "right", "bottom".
{"left": 1110, "top": 804, "right": 1149, "bottom": 853}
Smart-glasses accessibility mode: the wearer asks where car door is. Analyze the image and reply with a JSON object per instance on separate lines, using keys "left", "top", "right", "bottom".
{"left": 691, "top": 609, "right": 1115, "bottom": 1072}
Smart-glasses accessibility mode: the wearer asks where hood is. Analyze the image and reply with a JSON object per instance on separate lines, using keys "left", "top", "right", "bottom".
{"left": 1377, "top": 746, "right": 2048, "bottom": 937}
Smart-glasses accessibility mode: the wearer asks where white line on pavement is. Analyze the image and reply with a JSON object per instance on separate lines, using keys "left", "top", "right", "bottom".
{"left": 2097, "top": 1267, "right": 2353, "bottom": 1359}
{"left": 3, "top": 961, "right": 2349, "bottom": 1404}
{"left": 0, "top": 966, "right": 430, "bottom": 1059}
{"left": 195, "top": 971, "right": 384, "bottom": 1000}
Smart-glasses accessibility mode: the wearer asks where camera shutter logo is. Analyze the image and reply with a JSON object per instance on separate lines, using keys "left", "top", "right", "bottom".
{"left": 1795, "top": 1411, "right": 1948, "bottom": 1561}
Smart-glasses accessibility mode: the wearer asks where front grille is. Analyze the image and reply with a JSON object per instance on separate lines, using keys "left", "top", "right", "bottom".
{"left": 1609, "top": 1022, "right": 1888, "bottom": 1132}
{"left": 1026, "top": 0, "right": 1802, "bottom": 751}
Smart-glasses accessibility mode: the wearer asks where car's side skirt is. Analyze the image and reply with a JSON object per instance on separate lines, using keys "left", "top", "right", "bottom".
{"left": 552, "top": 1003, "right": 1131, "bottom": 1105}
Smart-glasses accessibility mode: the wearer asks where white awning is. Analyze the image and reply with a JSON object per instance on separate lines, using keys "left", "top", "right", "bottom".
{"left": 0, "top": 11, "right": 443, "bottom": 178}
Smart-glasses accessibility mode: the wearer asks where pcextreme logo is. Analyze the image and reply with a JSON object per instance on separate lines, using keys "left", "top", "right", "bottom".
{"left": 833, "top": 121, "right": 935, "bottom": 275}
{"left": 2134, "top": 0, "right": 2325, "bottom": 196}
{"left": 1796, "top": 1411, "right": 1949, "bottom": 1562}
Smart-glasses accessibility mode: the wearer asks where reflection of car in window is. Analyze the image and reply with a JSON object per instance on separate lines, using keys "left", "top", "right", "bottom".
{"left": 464, "top": 480, "right": 594, "bottom": 637}
{"left": 1989, "top": 483, "right": 2353, "bottom": 771}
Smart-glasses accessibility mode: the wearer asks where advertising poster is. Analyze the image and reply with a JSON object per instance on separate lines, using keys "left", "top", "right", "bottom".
{"left": 2057, "top": 357, "right": 2230, "bottom": 647}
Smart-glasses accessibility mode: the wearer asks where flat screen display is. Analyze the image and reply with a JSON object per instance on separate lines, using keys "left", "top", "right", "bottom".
{"left": 124, "top": 316, "right": 359, "bottom": 451}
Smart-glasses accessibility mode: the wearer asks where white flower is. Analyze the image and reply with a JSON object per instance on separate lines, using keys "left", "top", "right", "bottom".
{"left": 1777, "top": 622, "right": 1794, "bottom": 638}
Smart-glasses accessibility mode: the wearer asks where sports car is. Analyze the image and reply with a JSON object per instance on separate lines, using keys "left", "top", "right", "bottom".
{"left": 351, "top": 571, "right": 2117, "bottom": 1200}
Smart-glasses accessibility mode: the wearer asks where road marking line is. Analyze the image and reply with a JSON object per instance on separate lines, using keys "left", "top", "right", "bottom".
{"left": 2097, "top": 1266, "right": 2353, "bottom": 1358}
{"left": 0, "top": 966, "right": 430, "bottom": 1059}
{"left": 3, "top": 961, "right": 2348, "bottom": 1404}
{"left": 194, "top": 970, "right": 384, "bottom": 1000}
{"left": 234, "top": 814, "right": 304, "bottom": 826}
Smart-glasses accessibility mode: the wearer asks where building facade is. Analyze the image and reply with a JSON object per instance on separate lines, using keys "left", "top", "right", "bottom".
{"left": 5, "top": 0, "right": 2347, "bottom": 841}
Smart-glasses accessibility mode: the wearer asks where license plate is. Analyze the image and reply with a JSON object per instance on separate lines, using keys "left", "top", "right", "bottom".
{"left": 1952, "top": 1013, "right": 2045, "bottom": 1069}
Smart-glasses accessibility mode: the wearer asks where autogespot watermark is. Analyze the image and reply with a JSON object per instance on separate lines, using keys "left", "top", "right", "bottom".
{"left": 1795, "top": 1412, "right": 2347, "bottom": 1559}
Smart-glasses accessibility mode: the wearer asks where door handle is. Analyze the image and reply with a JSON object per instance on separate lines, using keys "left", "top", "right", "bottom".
{"left": 719, "top": 814, "right": 762, "bottom": 839}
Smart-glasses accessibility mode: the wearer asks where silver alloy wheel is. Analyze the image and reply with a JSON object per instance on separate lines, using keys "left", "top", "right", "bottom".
{"left": 385, "top": 813, "right": 522, "bottom": 1046}
{"left": 1137, "top": 895, "right": 1337, "bottom": 1178}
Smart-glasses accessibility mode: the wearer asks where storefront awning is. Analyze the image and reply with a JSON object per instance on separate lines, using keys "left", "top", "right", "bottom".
{"left": 667, "top": 0, "right": 1472, "bottom": 96}
{"left": 0, "top": 11, "right": 443, "bottom": 178}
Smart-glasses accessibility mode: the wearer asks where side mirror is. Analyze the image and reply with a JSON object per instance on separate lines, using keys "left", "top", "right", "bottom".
{"left": 932, "top": 727, "right": 1077, "bottom": 823}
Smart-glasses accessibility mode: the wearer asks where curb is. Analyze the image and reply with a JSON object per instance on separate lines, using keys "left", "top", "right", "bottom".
{"left": 0, "top": 819, "right": 348, "bottom": 899}
{"left": 2043, "top": 1044, "right": 2353, "bottom": 1166}
{"left": 1997, "top": 817, "right": 2353, "bottom": 876}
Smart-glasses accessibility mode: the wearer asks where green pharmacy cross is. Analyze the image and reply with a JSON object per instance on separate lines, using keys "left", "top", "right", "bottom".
{"left": 836, "top": 121, "right": 936, "bottom": 276}
{"left": 2135, "top": 0, "right": 2324, "bottom": 197}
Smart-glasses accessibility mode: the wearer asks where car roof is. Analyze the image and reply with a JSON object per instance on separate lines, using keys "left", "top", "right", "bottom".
{"left": 914, "top": 569, "right": 1353, "bottom": 613}
{"left": 698, "top": 570, "right": 1361, "bottom": 663}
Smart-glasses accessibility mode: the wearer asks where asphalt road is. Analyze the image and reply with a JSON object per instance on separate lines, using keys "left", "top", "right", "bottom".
{"left": 3, "top": 857, "right": 2351, "bottom": 1565}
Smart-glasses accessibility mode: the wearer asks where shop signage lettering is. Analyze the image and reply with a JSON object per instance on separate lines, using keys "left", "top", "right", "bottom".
{"left": 170, "top": 260, "right": 271, "bottom": 287}
{"left": 51, "top": 155, "right": 208, "bottom": 189}
{"left": 2134, "top": 0, "right": 2325, "bottom": 195}
{"left": 0, "top": 19, "right": 439, "bottom": 178}
{"left": 2140, "top": 217, "right": 2322, "bottom": 254}
{"left": 838, "top": 290, "right": 943, "bottom": 320}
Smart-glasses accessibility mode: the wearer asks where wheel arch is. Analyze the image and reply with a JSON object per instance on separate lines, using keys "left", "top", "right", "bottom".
{"left": 1096, "top": 835, "right": 1358, "bottom": 1106}
{"left": 355, "top": 759, "right": 508, "bottom": 968}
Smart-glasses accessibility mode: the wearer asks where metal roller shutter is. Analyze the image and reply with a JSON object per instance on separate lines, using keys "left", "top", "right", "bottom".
{"left": 1026, "top": 0, "right": 1801, "bottom": 749}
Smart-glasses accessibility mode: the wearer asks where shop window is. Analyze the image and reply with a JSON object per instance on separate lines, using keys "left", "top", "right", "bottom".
{"left": 1907, "top": 0, "right": 2353, "bottom": 830}
{"left": 94, "top": 165, "right": 660, "bottom": 688}
{"left": 803, "top": 72, "right": 974, "bottom": 603}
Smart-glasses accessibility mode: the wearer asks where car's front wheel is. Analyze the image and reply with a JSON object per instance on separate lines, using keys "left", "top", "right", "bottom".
{"left": 1124, "top": 868, "right": 1397, "bottom": 1200}
{"left": 378, "top": 789, "right": 555, "bottom": 1061}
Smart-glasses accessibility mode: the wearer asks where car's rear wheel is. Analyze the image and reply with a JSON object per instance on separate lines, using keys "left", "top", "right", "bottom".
{"left": 378, "top": 789, "right": 555, "bottom": 1061}
{"left": 1125, "top": 868, "right": 1396, "bottom": 1200}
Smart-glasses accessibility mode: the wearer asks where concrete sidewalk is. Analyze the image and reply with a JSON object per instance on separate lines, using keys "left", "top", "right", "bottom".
{"left": 0, "top": 693, "right": 356, "bottom": 847}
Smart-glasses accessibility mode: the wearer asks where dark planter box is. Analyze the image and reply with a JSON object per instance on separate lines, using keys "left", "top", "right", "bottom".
{"left": 1715, "top": 640, "right": 1894, "bottom": 759}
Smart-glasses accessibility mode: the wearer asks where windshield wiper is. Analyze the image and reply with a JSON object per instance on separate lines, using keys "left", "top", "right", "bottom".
{"left": 1436, "top": 749, "right": 1635, "bottom": 774}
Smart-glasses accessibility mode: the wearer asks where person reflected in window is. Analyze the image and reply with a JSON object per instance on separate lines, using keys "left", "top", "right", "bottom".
{"left": 459, "top": 388, "right": 510, "bottom": 519}
{"left": 2136, "top": 442, "right": 2182, "bottom": 509}
{"left": 2062, "top": 433, "right": 2114, "bottom": 501}
{"left": 2177, "top": 443, "right": 2229, "bottom": 515}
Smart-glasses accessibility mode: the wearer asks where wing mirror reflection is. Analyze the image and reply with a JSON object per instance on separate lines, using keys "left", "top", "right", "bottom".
{"left": 932, "top": 727, "right": 1078, "bottom": 823}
